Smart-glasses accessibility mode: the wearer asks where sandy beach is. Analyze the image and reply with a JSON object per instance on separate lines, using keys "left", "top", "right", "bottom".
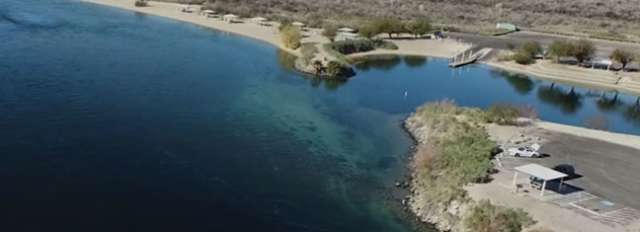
{"left": 81, "top": 0, "right": 469, "bottom": 60}
{"left": 349, "top": 39, "right": 471, "bottom": 59}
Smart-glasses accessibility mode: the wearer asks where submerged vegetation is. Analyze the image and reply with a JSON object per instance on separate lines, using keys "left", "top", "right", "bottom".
{"left": 406, "top": 100, "right": 534, "bottom": 232}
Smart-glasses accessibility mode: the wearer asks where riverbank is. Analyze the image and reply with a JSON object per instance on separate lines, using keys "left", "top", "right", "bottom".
{"left": 485, "top": 59, "right": 640, "bottom": 96}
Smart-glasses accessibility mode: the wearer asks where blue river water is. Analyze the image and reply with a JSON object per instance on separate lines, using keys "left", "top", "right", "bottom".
{"left": 1, "top": 1, "right": 639, "bottom": 231}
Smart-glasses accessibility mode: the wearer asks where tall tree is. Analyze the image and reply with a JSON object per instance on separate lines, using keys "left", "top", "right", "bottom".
{"left": 548, "top": 40, "right": 575, "bottom": 62}
{"left": 375, "top": 18, "right": 403, "bottom": 38}
{"left": 322, "top": 24, "right": 338, "bottom": 42}
{"left": 573, "top": 39, "right": 595, "bottom": 63}
{"left": 610, "top": 49, "right": 634, "bottom": 70}
{"left": 405, "top": 19, "right": 432, "bottom": 38}
{"left": 359, "top": 24, "right": 379, "bottom": 40}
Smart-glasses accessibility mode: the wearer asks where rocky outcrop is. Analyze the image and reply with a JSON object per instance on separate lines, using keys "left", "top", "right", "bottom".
{"left": 404, "top": 113, "right": 471, "bottom": 232}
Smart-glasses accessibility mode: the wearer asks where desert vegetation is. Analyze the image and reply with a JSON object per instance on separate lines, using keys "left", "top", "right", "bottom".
{"left": 182, "top": 0, "right": 640, "bottom": 42}
{"left": 511, "top": 41, "right": 542, "bottom": 65}
{"left": 548, "top": 39, "right": 595, "bottom": 63}
{"left": 406, "top": 100, "right": 535, "bottom": 231}
{"left": 279, "top": 24, "right": 302, "bottom": 49}
{"left": 610, "top": 49, "right": 636, "bottom": 70}
{"left": 327, "top": 40, "right": 397, "bottom": 55}
{"left": 134, "top": 0, "right": 148, "bottom": 7}
{"left": 464, "top": 200, "right": 534, "bottom": 232}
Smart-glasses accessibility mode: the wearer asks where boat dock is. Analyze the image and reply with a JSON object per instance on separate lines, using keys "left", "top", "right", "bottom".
{"left": 449, "top": 48, "right": 493, "bottom": 68}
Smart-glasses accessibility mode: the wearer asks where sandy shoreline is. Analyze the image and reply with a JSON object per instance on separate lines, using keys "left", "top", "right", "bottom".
{"left": 80, "top": 0, "right": 304, "bottom": 56}
{"left": 485, "top": 60, "right": 640, "bottom": 96}
{"left": 79, "top": 0, "right": 469, "bottom": 59}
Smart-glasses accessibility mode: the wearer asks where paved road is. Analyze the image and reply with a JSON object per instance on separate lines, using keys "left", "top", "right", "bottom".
{"left": 449, "top": 31, "right": 640, "bottom": 58}
{"left": 519, "top": 130, "right": 640, "bottom": 210}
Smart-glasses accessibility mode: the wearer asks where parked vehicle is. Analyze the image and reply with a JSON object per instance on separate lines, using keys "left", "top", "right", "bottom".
{"left": 507, "top": 144, "right": 541, "bottom": 158}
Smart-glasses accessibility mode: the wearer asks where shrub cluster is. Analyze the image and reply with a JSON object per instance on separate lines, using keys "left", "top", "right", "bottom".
{"left": 134, "top": 0, "right": 148, "bottom": 7}
{"left": 328, "top": 40, "right": 398, "bottom": 55}
{"left": 464, "top": 200, "right": 534, "bottom": 232}
{"left": 548, "top": 39, "right": 594, "bottom": 63}
{"left": 325, "top": 61, "right": 355, "bottom": 79}
{"left": 328, "top": 40, "right": 375, "bottom": 54}
{"left": 411, "top": 101, "right": 497, "bottom": 204}
{"left": 357, "top": 18, "right": 432, "bottom": 39}
{"left": 484, "top": 103, "right": 537, "bottom": 125}
{"left": 512, "top": 41, "right": 541, "bottom": 65}
{"left": 280, "top": 25, "right": 302, "bottom": 49}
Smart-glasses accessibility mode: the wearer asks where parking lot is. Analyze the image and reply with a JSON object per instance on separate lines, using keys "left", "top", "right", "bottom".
{"left": 497, "top": 128, "right": 640, "bottom": 210}
{"left": 487, "top": 123, "right": 640, "bottom": 229}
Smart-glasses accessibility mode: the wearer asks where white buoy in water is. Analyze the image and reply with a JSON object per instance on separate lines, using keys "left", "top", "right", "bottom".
{"left": 404, "top": 91, "right": 408, "bottom": 98}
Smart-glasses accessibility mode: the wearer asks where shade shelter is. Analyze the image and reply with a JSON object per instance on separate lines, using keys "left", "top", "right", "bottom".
{"left": 181, "top": 6, "right": 195, "bottom": 13}
{"left": 223, "top": 14, "right": 238, "bottom": 23}
{"left": 202, "top": 9, "right": 215, "bottom": 15}
{"left": 513, "top": 164, "right": 568, "bottom": 197}
{"left": 292, "top": 22, "right": 305, "bottom": 27}
{"left": 251, "top": 17, "right": 268, "bottom": 25}
{"left": 338, "top": 27, "right": 355, "bottom": 33}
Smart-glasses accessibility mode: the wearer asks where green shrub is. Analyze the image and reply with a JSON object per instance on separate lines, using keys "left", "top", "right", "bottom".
{"left": 573, "top": 39, "right": 595, "bottom": 63}
{"left": 328, "top": 40, "right": 375, "bottom": 54}
{"left": 521, "top": 41, "right": 542, "bottom": 58}
{"left": 548, "top": 40, "right": 576, "bottom": 62}
{"left": 465, "top": 200, "right": 534, "bottom": 232}
{"left": 280, "top": 25, "right": 302, "bottom": 49}
{"left": 359, "top": 24, "right": 379, "bottom": 39}
{"left": 322, "top": 24, "right": 338, "bottom": 41}
{"left": 511, "top": 41, "right": 541, "bottom": 65}
{"left": 373, "top": 40, "right": 398, "bottom": 50}
{"left": 404, "top": 19, "right": 432, "bottom": 38}
{"left": 325, "top": 61, "right": 354, "bottom": 78}
{"left": 512, "top": 52, "right": 534, "bottom": 65}
{"left": 411, "top": 101, "right": 497, "bottom": 205}
{"left": 134, "top": 0, "right": 148, "bottom": 7}
{"left": 321, "top": 44, "right": 351, "bottom": 64}
{"left": 610, "top": 49, "right": 634, "bottom": 69}
{"left": 328, "top": 39, "right": 397, "bottom": 54}
{"left": 484, "top": 104, "right": 521, "bottom": 125}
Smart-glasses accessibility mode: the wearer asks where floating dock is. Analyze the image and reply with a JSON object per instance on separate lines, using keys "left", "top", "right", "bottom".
{"left": 449, "top": 48, "right": 492, "bottom": 68}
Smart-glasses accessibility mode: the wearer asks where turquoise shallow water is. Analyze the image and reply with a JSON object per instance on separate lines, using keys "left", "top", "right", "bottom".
{"left": 1, "top": 1, "right": 639, "bottom": 231}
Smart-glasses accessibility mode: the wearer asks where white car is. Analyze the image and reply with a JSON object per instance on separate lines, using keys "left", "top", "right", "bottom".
{"left": 507, "top": 144, "right": 541, "bottom": 158}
